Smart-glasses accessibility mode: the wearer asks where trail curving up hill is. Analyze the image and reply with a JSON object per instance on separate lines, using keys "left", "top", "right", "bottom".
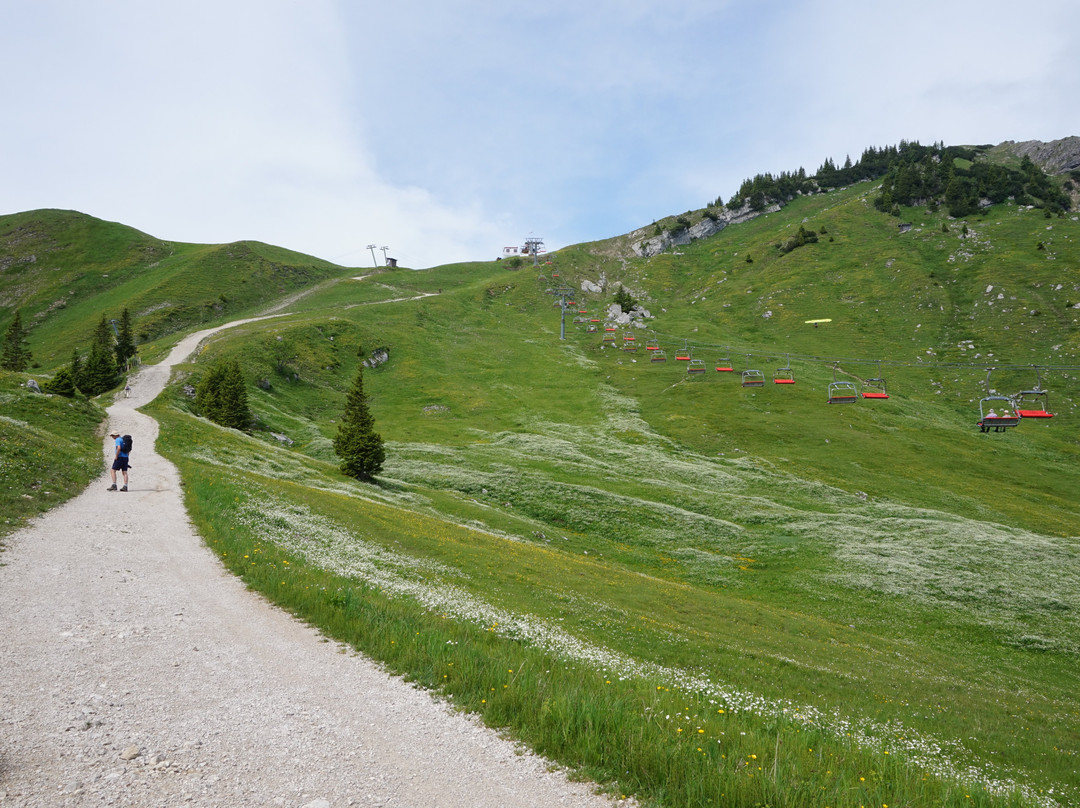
{"left": 0, "top": 318, "right": 617, "bottom": 808}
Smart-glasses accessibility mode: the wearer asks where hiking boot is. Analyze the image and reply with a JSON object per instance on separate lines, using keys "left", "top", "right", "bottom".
{"left": 107, "top": 484, "right": 117, "bottom": 491}
{"left": 120, "top": 486, "right": 128, "bottom": 492}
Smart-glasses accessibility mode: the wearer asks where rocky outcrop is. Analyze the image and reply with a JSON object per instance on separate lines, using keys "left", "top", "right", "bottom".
{"left": 605, "top": 303, "right": 652, "bottom": 326}
{"left": 1000, "top": 137, "right": 1080, "bottom": 175}
{"left": 363, "top": 347, "right": 390, "bottom": 369}
{"left": 630, "top": 202, "right": 781, "bottom": 258}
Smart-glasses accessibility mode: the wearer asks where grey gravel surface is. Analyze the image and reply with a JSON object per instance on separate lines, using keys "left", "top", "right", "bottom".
{"left": 0, "top": 320, "right": 620, "bottom": 808}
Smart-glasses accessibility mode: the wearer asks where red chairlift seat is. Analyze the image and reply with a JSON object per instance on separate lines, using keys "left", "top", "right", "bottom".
{"left": 862, "top": 366, "right": 888, "bottom": 399}
{"left": 687, "top": 359, "right": 707, "bottom": 375}
{"left": 650, "top": 350, "right": 667, "bottom": 362}
{"left": 1015, "top": 408, "right": 1054, "bottom": 419}
{"left": 1013, "top": 371, "right": 1054, "bottom": 419}
{"left": 773, "top": 357, "right": 795, "bottom": 384}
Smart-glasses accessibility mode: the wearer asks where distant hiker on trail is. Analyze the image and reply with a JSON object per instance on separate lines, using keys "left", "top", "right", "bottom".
{"left": 107, "top": 431, "right": 131, "bottom": 492}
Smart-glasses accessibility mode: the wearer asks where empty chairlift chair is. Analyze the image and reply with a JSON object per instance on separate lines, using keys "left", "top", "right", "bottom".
{"left": 675, "top": 342, "right": 692, "bottom": 361}
{"left": 1012, "top": 366, "right": 1055, "bottom": 419}
{"left": 688, "top": 358, "right": 707, "bottom": 375}
{"left": 716, "top": 354, "right": 734, "bottom": 372}
{"left": 650, "top": 349, "right": 667, "bottom": 362}
{"left": 862, "top": 361, "right": 889, "bottom": 399}
{"left": 742, "top": 356, "right": 765, "bottom": 387}
{"left": 774, "top": 355, "right": 795, "bottom": 385}
{"left": 827, "top": 364, "right": 857, "bottom": 403}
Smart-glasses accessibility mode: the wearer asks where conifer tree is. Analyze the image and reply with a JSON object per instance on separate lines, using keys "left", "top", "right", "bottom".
{"left": 333, "top": 346, "right": 384, "bottom": 481}
{"left": 196, "top": 361, "right": 227, "bottom": 423}
{"left": 76, "top": 315, "right": 119, "bottom": 395}
{"left": 43, "top": 366, "right": 77, "bottom": 397}
{"left": 1, "top": 310, "right": 32, "bottom": 371}
{"left": 114, "top": 308, "right": 136, "bottom": 368}
{"left": 197, "top": 358, "right": 251, "bottom": 430}
{"left": 69, "top": 348, "right": 83, "bottom": 391}
{"left": 218, "top": 360, "right": 251, "bottom": 430}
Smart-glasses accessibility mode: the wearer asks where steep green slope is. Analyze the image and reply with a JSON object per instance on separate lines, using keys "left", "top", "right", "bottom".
{"left": 0, "top": 209, "right": 351, "bottom": 368}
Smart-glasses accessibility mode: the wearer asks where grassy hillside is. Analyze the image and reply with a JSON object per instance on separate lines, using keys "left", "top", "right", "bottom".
{"left": 4, "top": 167, "right": 1080, "bottom": 806}
{"left": 0, "top": 209, "right": 352, "bottom": 368}
{"left": 0, "top": 371, "right": 105, "bottom": 543}
{"left": 133, "top": 180, "right": 1080, "bottom": 807}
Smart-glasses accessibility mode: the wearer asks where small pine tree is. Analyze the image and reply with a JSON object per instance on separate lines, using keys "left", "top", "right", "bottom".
{"left": 69, "top": 348, "right": 83, "bottom": 391}
{"left": 114, "top": 308, "right": 136, "bottom": 368}
{"left": 43, "top": 366, "right": 77, "bottom": 397}
{"left": 218, "top": 360, "right": 251, "bottom": 430}
{"left": 1, "top": 310, "right": 32, "bottom": 371}
{"left": 334, "top": 346, "right": 385, "bottom": 481}
{"left": 76, "top": 314, "right": 119, "bottom": 396}
{"left": 613, "top": 284, "right": 637, "bottom": 313}
{"left": 197, "top": 358, "right": 251, "bottom": 430}
{"left": 196, "top": 362, "right": 227, "bottom": 422}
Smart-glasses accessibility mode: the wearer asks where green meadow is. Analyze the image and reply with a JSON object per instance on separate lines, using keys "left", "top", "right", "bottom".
{"left": 3, "top": 178, "right": 1080, "bottom": 807}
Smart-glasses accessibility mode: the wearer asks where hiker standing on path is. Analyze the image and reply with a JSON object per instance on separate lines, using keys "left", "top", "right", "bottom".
{"left": 107, "top": 430, "right": 130, "bottom": 491}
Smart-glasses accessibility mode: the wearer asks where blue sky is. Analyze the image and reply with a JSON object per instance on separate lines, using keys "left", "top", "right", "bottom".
{"left": 2, "top": 0, "right": 1077, "bottom": 268}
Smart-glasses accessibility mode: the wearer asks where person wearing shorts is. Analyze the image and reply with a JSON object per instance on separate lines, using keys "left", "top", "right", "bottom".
{"left": 107, "top": 431, "right": 129, "bottom": 491}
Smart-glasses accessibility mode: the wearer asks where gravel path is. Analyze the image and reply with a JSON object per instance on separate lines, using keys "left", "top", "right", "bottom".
{"left": 0, "top": 320, "right": 619, "bottom": 808}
